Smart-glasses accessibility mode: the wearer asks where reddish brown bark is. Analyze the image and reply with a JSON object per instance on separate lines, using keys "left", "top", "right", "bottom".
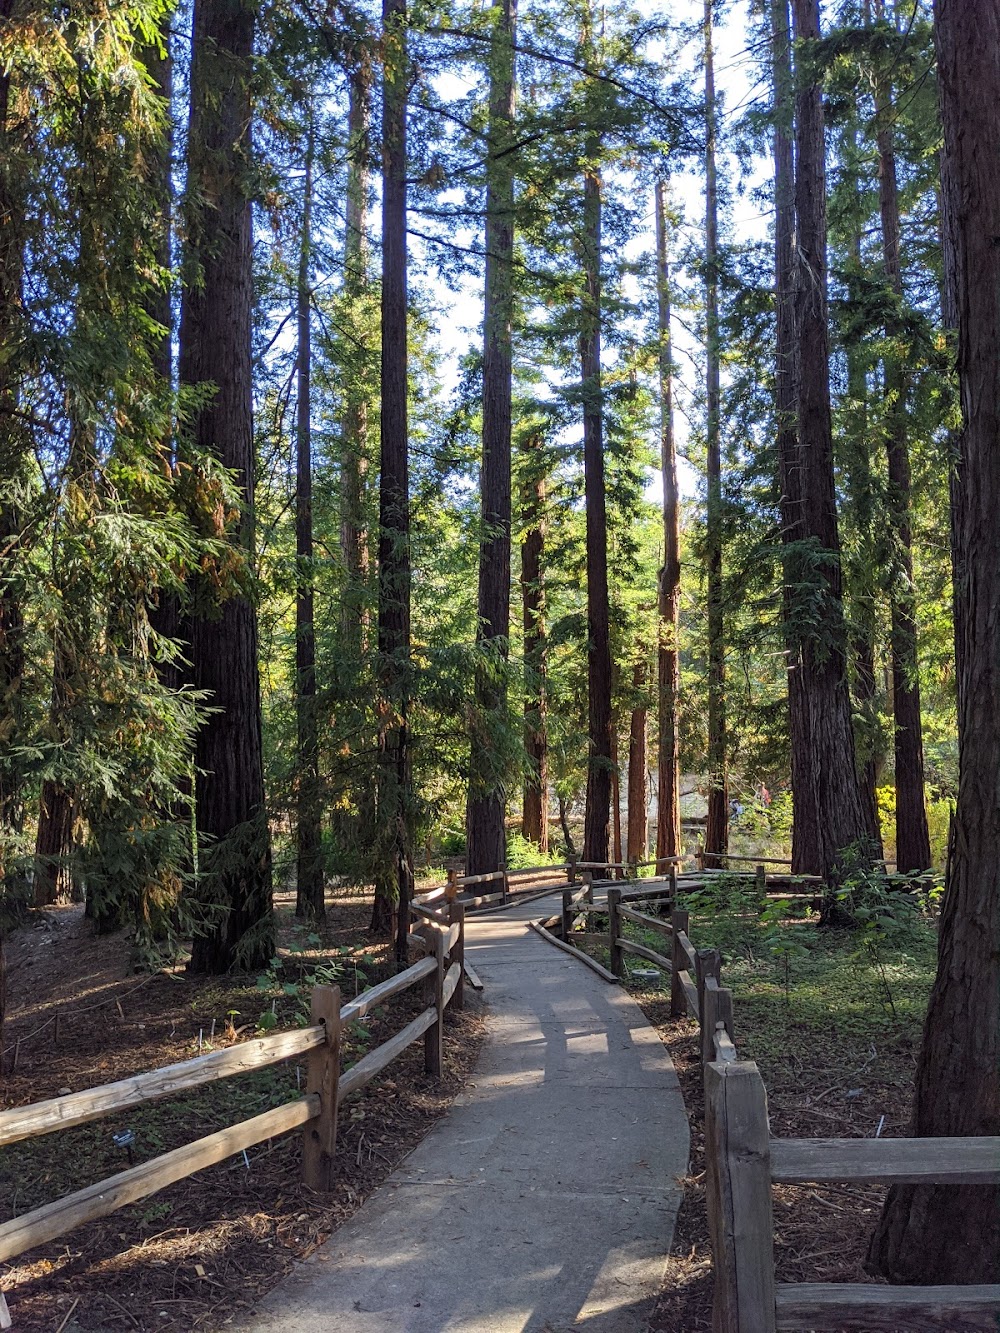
{"left": 783, "top": 0, "right": 870, "bottom": 883}
{"left": 182, "top": 0, "right": 273, "bottom": 973}
{"left": 868, "top": 0, "right": 1000, "bottom": 1281}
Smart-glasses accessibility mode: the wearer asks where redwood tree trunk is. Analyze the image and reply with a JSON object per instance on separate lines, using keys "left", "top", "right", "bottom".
{"left": 182, "top": 0, "right": 273, "bottom": 973}
{"left": 785, "top": 0, "right": 870, "bottom": 884}
{"left": 378, "top": 0, "right": 413, "bottom": 968}
{"left": 520, "top": 442, "right": 548, "bottom": 853}
{"left": 295, "top": 119, "right": 324, "bottom": 923}
{"left": 626, "top": 657, "right": 648, "bottom": 864}
{"left": 873, "top": 5, "right": 931, "bottom": 872}
{"left": 580, "top": 148, "right": 612, "bottom": 866}
{"left": 703, "top": 0, "right": 728, "bottom": 869}
{"left": 466, "top": 0, "right": 516, "bottom": 876}
{"left": 845, "top": 172, "right": 883, "bottom": 857}
{"left": 868, "top": 0, "right": 1000, "bottom": 1281}
{"left": 654, "top": 181, "right": 681, "bottom": 867}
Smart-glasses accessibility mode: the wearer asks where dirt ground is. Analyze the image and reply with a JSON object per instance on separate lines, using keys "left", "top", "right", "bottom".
{"left": 646, "top": 1004, "right": 908, "bottom": 1333}
{"left": 0, "top": 891, "right": 485, "bottom": 1332}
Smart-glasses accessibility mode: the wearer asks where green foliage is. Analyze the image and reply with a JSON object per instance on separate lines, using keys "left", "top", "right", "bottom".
{"left": 506, "top": 831, "right": 562, "bottom": 869}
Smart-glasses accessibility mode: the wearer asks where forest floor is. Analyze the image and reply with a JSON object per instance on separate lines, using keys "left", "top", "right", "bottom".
{"left": 0, "top": 883, "right": 485, "bottom": 1333}
{"left": 580, "top": 897, "right": 938, "bottom": 1332}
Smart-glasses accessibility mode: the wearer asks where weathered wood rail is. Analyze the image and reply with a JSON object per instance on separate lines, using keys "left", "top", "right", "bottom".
{"left": 0, "top": 907, "right": 467, "bottom": 1302}
{"left": 705, "top": 1060, "right": 1000, "bottom": 1331}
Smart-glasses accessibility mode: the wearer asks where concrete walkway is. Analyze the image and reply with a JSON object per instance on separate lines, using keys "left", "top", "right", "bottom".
{"left": 240, "top": 893, "right": 690, "bottom": 1333}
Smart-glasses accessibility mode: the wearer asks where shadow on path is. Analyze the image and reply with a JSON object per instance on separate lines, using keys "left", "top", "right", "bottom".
{"left": 238, "top": 893, "right": 690, "bottom": 1333}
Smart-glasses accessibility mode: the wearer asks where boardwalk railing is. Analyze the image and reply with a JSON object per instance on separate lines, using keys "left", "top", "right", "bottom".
{"left": 0, "top": 910, "right": 466, "bottom": 1297}
{"left": 413, "top": 856, "right": 683, "bottom": 913}
{"left": 705, "top": 1060, "right": 1000, "bottom": 1331}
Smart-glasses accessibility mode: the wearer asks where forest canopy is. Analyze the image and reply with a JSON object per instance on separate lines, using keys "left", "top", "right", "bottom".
{"left": 0, "top": 0, "right": 959, "bottom": 961}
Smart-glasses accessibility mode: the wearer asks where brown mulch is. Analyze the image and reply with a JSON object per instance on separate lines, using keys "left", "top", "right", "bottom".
{"left": 645, "top": 1005, "right": 912, "bottom": 1333}
{"left": 0, "top": 893, "right": 486, "bottom": 1332}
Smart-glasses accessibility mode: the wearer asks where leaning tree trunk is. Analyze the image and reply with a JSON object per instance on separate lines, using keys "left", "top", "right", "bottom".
{"left": 786, "top": 0, "right": 870, "bottom": 886}
{"left": 182, "top": 0, "right": 273, "bottom": 973}
{"left": 654, "top": 181, "right": 681, "bottom": 867}
{"left": 873, "top": 1, "right": 931, "bottom": 872}
{"left": 867, "top": 0, "right": 1000, "bottom": 1282}
{"left": 580, "top": 143, "right": 613, "bottom": 866}
{"left": 378, "top": 0, "right": 413, "bottom": 969}
{"left": 466, "top": 0, "right": 516, "bottom": 876}
{"left": 626, "top": 657, "right": 648, "bottom": 864}
{"left": 295, "top": 117, "right": 324, "bottom": 923}
{"left": 520, "top": 438, "right": 548, "bottom": 853}
{"left": 703, "top": 0, "right": 728, "bottom": 869}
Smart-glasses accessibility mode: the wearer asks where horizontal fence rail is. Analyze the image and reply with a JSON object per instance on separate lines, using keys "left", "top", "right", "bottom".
{"left": 0, "top": 907, "right": 468, "bottom": 1290}
{"left": 705, "top": 1060, "right": 1000, "bottom": 1332}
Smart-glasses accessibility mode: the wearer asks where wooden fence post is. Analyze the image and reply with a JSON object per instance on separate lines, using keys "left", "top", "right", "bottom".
{"left": 502, "top": 868, "right": 510, "bottom": 903}
{"left": 424, "top": 927, "right": 444, "bottom": 1075}
{"left": 696, "top": 947, "right": 722, "bottom": 1062}
{"left": 447, "top": 901, "right": 465, "bottom": 1013}
{"left": 607, "top": 887, "right": 623, "bottom": 978}
{"left": 703, "top": 1061, "right": 776, "bottom": 1332}
{"left": 717, "top": 985, "right": 734, "bottom": 1045}
{"left": 669, "top": 866, "right": 677, "bottom": 900}
{"left": 583, "top": 869, "right": 594, "bottom": 901}
{"left": 568, "top": 856, "right": 577, "bottom": 885}
{"left": 696, "top": 845, "right": 704, "bottom": 872}
{"left": 446, "top": 868, "right": 458, "bottom": 899}
{"left": 755, "top": 863, "right": 766, "bottom": 905}
{"left": 670, "top": 908, "right": 689, "bottom": 1018}
{"left": 302, "top": 984, "right": 341, "bottom": 1192}
{"left": 702, "top": 977, "right": 720, "bottom": 1065}
{"left": 561, "top": 887, "right": 573, "bottom": 942}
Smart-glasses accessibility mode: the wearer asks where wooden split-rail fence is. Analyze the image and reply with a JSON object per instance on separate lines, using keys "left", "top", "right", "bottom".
{"left": 415, "top": 855, "right": 682, "bottom": 912}
{"left": 0, "top": 907, "right": 467, "bottom": 1324}
{"left": 548, "top": 871, "right": 1000, "bottom": 1329}
{"left": 706, "top": 1059, "right": 1000, "bottom": 1331}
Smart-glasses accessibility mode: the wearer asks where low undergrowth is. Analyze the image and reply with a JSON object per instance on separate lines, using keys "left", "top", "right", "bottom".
{"left": 578, "top": 876, "right": 938, "bottom": 1332}
{"left": 0, "top": 892, "right": 485, "bottom": 1332}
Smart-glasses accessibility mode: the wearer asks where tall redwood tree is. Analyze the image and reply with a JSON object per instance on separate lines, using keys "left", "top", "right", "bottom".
{"left": 466, "top": 0, "right": 516, "bottom": 875}
{"left": 703, "top": 0, "right": 728, "bottom": 867}
{"left": 579, "top": 136, "right": 612, "bottom": 867}
{"left": 182, "top": 0, "right": 273, "bottom": 972}
{"left": 872, "top": 0, "right": 931, "bottom": 872}
{"left": 378, "top": 0, "right": 413, "bottom": 967}
{"left": 868, "top": 0, "right": 1000, "bottom": 1281}
{"left": 783, "top": 0, "right": 870, "bottom": 882}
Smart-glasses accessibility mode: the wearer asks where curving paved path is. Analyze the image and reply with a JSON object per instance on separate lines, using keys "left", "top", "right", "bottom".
{"left": 240, "top": 892, "right": 690, "bottom": 1333}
